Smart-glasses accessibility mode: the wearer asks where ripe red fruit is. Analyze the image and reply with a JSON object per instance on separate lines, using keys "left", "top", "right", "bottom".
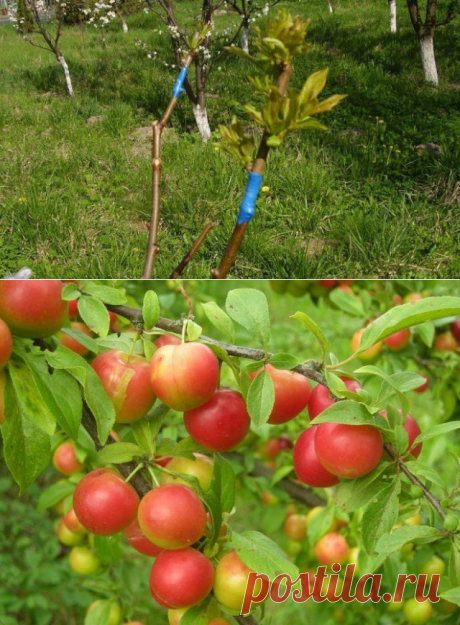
{"left": 261, "top": 438, "right": 282, "bottom": 459}
{"left": 92, "top": 350, "right": 156, "bottom": 423}
{"left": 319, "top": 280, "right": 336, "bottom": 288}
{"left": 73, "top": 468, "right": 140, "bottom": 535}
{"left": 154, "top": 335, "right": 181, "bottom": 348}
{"left": 58, "top": 321, "right": 93, "bottom": 356}
{"left": 315, "top": 423, "right": 383, "bottom": 479}
{"left": 308, "top": 378, "right": 361, "bottom": 420}
{"left": 124, "top": 517, "right": 163, "bottom": 557}
{"left": 149, "top": 548, "right": 214, "bottom": 608}
{"left": 150, "top": 342, "right": 219, "bottom": 411}
{"left": 404, "top": 414, "right": 422, "bottom": 458}
{"left": 384, "top": 329, "right": 411, "bottom": 351}
{"left": 451, "top": 320, "right": 460, "bottom": 342}
{"left": 293, "top": 427, "right": 339, "bottom": 487}
{"left": 278, "top": 434, "right": 293, "bottom": 451}
{"left": 338, "top": 280, "right": 354, "bottom": 285}
{"left": 0, "top": 280, "right": 68, "bottom": 338}
{"left": 249, "top": 364, "right": 310, "bottom": 424}
{"left": 53, "top": 441, "right": 84, "bottom": 476}
{"left": 0, "top": 370, "right": 5, "bottom": 424}
{"left": 184, "top": 389, "right": 250, "bottom": 452}
{"left": 62, "top": 507, "right": 86, "bottom": 535}
{"left": 434, "top": 332, "right": 457, "bottom": 352}
{"left": 414, "top": 374, "right": 429, "bottom": 393}
{"left": 315, "top": 532, "right": 349, "bottom": 566}
{"left": 0, "top": 318, "right": 13, "bottom": 369}
{"left": 138, "top": 484, "right": 206, "bottom": 549}
{"left": 68, "top": 299, "right": 79, "bottom": 320}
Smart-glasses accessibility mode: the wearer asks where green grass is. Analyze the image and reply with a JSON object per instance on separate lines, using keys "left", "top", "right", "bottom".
{"left": 0, "top": 0, "right": 459, "bottom": 278}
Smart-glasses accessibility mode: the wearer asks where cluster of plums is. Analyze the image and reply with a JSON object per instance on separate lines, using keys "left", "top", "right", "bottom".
{"left": 270, "top": 279, "right": 354, "bottom": 298}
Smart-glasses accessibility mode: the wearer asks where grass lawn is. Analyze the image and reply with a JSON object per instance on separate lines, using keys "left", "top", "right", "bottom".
{"left": 0, "top": 0, "right": 459, "bottom": 279}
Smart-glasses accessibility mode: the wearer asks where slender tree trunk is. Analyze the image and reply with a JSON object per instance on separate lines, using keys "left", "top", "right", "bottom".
{"left": 327, "top": 0, "right": 333, "bottom": 12}
{"left": 241, "top": 21, "right": 249, "bottom": 53}
{"left": 193, "top": 59, "right": 211, "bottom": 141}
{"left": 419, "top": 32, "right": 438, "bottom": 84}
{"left": 389, "top": 0, "right": 397, "bottom": 32}
{"left": 121, "top": 16, "right": 128, "bottom": 32}
{"left": 192, "top": 103, "right": 211, "bottom": 141}
{"left": 57, "top": 54, "right": 74, "bottom": 96}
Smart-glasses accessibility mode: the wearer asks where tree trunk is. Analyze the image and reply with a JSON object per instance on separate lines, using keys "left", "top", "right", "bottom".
{"left": 420, "top": 33, "right": 438, "bottom": 84}
{"left": 57, "top": 55, "right": 74, "bottom": 96}
{"left": 192, "top": 103, "right": 211, "bottom": 141}
{"left": 389, "top": 0, "right": 397, "bottom": 32}
{"left": 327, "top": 0, "right": 333, "bottom": 12}
{"left": 241, "top": 23, "right": 249, "bottom": 53}
{"left": 121, "top": 16, "right": 128, "bottom": 32}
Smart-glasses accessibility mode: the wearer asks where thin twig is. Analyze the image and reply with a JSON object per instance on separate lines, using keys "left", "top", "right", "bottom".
{"left": 170, "top": 221, "right": 218, "bottom": 278}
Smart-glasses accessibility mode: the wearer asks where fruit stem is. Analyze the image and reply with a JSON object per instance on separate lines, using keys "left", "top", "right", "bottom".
{"left": 124, "top": 463, "right": 143, "bottom": 484}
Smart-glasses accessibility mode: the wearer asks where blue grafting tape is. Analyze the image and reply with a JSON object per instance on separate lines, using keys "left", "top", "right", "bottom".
{"left": 172, "top": 66, "right": 188, "bottom": 98}
{"left": 237, "top": 172, "right": 263, "bottom": 224}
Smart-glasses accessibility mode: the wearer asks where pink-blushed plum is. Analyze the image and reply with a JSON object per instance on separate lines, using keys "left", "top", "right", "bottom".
{"left": 434, "top": 332, "right": 457, "bottom": 352}
{"left": 138, "top": 484, "right": 206, "bottom": 549}
{"left": 0, "top": 318, "right": 13, "bottom": 369}
{"left": 404, "top": 414, "right": 422, "bottom": 458}
{"left": 92, "top": 350, "right": 156, "bottom": 423}
{"left": 159, "top": 453, "right": 213, "bottom": 490}
{"left": 155, "top": 335, "right": 181, "bottom": 348}
{"left": 283, "top": 514, "right": 306, "bottom": 541}
{"left": 351, "top": 328, "right": 383, "bottom": 361}
{"left": 315, "top": 533, "right": 349, "bottom": 566}
{"left": 57, "top": 520, "right": 85, "bottom": 546}
{"left": 249, "top": 364, "right": 310, "bottom": 424}
{"left": 149, "top": 548, "right": 214, "bottom": 608}
{"left": 62, "top": 507, "right": 86, "bottom": 535}
{"left": 415, "top": 374, "right": 429, "bottom": 393}
{"left": 184, "top": 389, "right": 250, "bottom": 451}
{"left": 293, "top": 427, "right": 339, "bottom": 487}
{"left": 53, "top": 441, "right": 84, "bottom": 476}
{"left": 213, "top": 551, "right": 261, "bottom": 611}
{"left": 150, "top": 342, "right": 219, "bottom": 411}
{"left": 73, "top": 468, "right": 139, "bottom": 535}
{"left": 68, "top": 299, "right": 79, "bottom": 320}
{"left": 124, "top": 517, "right": 163, "bottom": 557}
{"left": 58, "top": 321, "right": 93, "bottom": 356}
{"left": 451, "top": 319, "right": 460, "bottom": 342}
{"left": 315, "top": 423, "right": 383, "bottom": 479}
{"left": 308, "top": 378, "right": 361, "bottom": 420}
{"left": 384, "top": 328, "right": 411, "bottom": 351}
{"left": 69, "top": 546, "right": 101, "bottom": 575}
{"left": 319, "top": 280, "right": 336, "bottom": 288}
{"left": 0, "top": 280, "right": 68, "bottom": 338}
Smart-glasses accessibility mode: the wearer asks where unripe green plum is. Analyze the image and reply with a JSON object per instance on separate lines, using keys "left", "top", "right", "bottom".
{"left": 403, "top": 598, "right": 433, "bottom": 624}
{"left": 159, "top": 453, "right": 213, "bottom": 490}
{"left": 420, "top": 555, "right": 445, "bottom": 580}
{"left": 285, "top": 540, "right": 302, "bottom": 556}
{"left": 69, "top": 546, "right": 101, "bottom": 575}
{"left": 444, "top": 512, "right": 459, "bottom": 532}
{"left": 214, "top": 551, "right": 261, "bottom": 612}
{"left": 87, "top": 600, "right": 122, "bottom": 625}
{"left": 0, "top": 280, "right": 68, "bottom": 338}
{"left": 57, "top": 520, "right": 85, "bottom": 546}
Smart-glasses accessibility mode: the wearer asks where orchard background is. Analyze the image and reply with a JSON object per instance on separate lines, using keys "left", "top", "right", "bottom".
{"left": 0, "top": 278, "right": 460, "bottom": 625}
{"left": 0, "top": 0, "right": 459, "bottom": 279}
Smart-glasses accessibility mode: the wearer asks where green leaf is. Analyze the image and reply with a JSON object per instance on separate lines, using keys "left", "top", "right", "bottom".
{"left": 143, "top": 291, "right": 161, "bottom": 330}
{"left": 333, "top": 462, "right": 390, "bottom": 512}
{"left": 98, "top": 442, "right": 143, "bottom": 464}
{"left": 290, "top": 311, "right": 330, "bottom": 358}
{"left": 361, "top": 478, "right": 401, "bottom": 554}
{"left": 357, "top": 297, "right": 460, "bottom": 354}
{"left": 271, "top": 464, "right": 293, "bottom": 485}
{"left": 179, "top": 601, "right": 211, "bottom": 625}
{"left": 1, "top": 375, "right": 51, "bottom": 493}
{"left": 187, "top": 320, "right": 203, "bottom": 342}
{"left": 131, "top": 419, "right": 155, "bottom": 455}
{"left": 61, "top": 327, "right": 99, "bottom": 354}
{"left": 8, "top": 359, "right": 56, "bottom": 435}
{"left": 37, "top": 480, "right": 76, "bottom": 513}
{"left": 84, "top": 598, "right": 112, "bottom": 625}
{"left": 246, "top": 370, "right": 275, "bottom": 427}
{"left": 376, "top": 525, "right": 441, "bottom": 559}
{"left": 231, "top": 530, "right": 299, "bottom": 580}
{"left": 91, "top": 535, "right": 122, "bottom": 565}
{"left": 201, "top": 301, "right": 235, "bottom": 343}
{"left": 329, "top": 289, "right": 365, "bottom": 317}
{"left": 415, "top": 321, "right": 435, "bottom": 347}
{"left": 413, "top": 422, "right": 460, "bottom": 445}
{"left": 62, "top": 283, "right": 80, "bottom": 301}
{"left": 78, "top": 296, "right": 110, "bottom": 338}
{"left": 307, "top": 506, "right": 336, "bottom": 543}
{"left": 46, "top": 346, "right": 115, "bottom": 444}
{"left": 313, "top": 400, "right": 380, "bottom": 427}
{"left": 212, "top": 454, "right": 236, "bottom": 514}
{"left": 440, "top": 587, "right": 460, "bottom": 606}
{"left": 268, "top": 353, "right": 300, "bottom": 370}
{"left": 83, "top": 284, "right": 127, "bottom": 305}
{"left": 226, "top": 289, "right": 270, "bottom": 348}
